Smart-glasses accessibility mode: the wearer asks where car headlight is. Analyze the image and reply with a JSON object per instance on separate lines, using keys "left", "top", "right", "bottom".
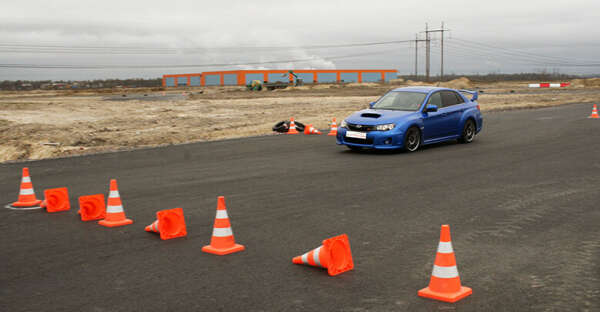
{"left": 340, "top": 120, "right": 348, "bottom": 128}
{"left": 375, "top": 123, "right": 395, "bottom": 131}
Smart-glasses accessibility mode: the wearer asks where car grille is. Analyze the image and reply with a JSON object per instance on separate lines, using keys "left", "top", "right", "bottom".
{"left": 347, "top": 123, "right": 375, "bottom": 132}
{"left": 345, "top": 137, "right": 373, "bottom": 145}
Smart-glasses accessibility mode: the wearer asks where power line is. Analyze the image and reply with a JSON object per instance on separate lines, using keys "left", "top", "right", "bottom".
{"left": 0, "top": 49, "right": 401, "bottom": 70}
{"left": 439, "top": 40, "right": 600, "bottom": 68}
{"left": 0, "top": 39, "right": 413, "bottom": 55}
{"left": 449, "top": 38, "right": 598, "bottom": 64}
{"left": 413, "top": 34, "right": 428, "bottom": 77}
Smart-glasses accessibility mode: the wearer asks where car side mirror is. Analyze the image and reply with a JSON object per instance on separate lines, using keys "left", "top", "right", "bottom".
{"left": 369, "top": 101, "right": 375, "bottom": 108}
{"left": 471, "top": 92, "right": 478, "bottom": 101}
{"left": 425, "top": 104, "right": 438, "bottom": 112}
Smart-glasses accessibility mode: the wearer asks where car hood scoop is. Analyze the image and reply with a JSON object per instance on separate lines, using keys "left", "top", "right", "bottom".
{"left": 360, "top": 113, "right": 381, "bottom": 118}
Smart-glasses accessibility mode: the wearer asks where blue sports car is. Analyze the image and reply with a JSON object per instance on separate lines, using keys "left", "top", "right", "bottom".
{"left": 337, "top": 86, "right": 483, "bottom": 152}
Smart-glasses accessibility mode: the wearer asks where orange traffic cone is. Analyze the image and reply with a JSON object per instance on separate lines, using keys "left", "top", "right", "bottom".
{"left": 9, "top": 167, "right": 43, "bottom": 209}
{"left": 79, "top": 194, "right": 106, "bottom": 221}
{"left": 145, "top": 207, "right": 187, "bottom": 240}
{"left": 288, "top": 117, "right": 299, "bottom": 134}
{"left": 589, "top": 104, "right": 599, "bottom": 119}
{"left": 327, "top": 118, "right": 338, "bottom": 136}
{"left": 43, "top": 187, "right": 70, "bottom": 213}
{"left": 98, "top": 179, "right": 133, "bottom": 227}
{"left": 202, "top": 196, "right": 245, "bottom": 255}
{"left": 304, "top": 124, "right": 311, "bottom": 134}
{"left": 292, "top": 234, "right": 354, "bottom": 276}
{"left": 304, "top": 124, "right": 322, "bottom": 135}
{"left": 418, "top": 225, "right": 472, "bottom": 303}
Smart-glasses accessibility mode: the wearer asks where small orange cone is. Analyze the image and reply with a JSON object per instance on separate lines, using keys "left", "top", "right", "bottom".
{"left": 9, "top": 167, "right": 43, "bottom": 209}
{"left": 292, "top": 234, "right": 354, "bottom": 276}
{"left": 312, "top": 125, "right": 322, "bottom": 135}
{"left": 202, "top": 196, "right": 245, "bottom": 255}
{"left": 145, "top": 207, "right": 187, "bottom": 240}
{"left": 418, "top": 225, "right": 472, "bottom": 303}
{"left": 79, "top": 194, "right": 106, "bottom": 221}
{"left": 288, "top": 117, "right": 299, "bottom": 134}
{"left": 304, "top": 124, "right": 322, "bottom": 135}
{"left": 588, "top": 104, "right": 599, "bottom": 119}
{"left": 98, "top": 179, "right": 133, "bottom": 227}
{"left": 304, "top": 124, "right": 311, "bottom": 134}
{"left": 327, "top": 118, "right": 338, "bottom": 136}
{"left": 43, "top": 187, "right": 70, "bottom": 213}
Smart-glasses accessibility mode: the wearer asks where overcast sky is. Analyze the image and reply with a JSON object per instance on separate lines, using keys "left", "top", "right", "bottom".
{"left": 1, "top": 0, "right": 599, "bottom": 80}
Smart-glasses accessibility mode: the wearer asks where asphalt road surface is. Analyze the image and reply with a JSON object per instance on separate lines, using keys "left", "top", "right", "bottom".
{"left": 1, "top": 103, "right": 599, "bottom": 311}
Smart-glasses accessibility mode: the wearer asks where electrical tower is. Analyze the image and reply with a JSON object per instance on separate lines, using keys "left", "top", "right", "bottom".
{"left": 414, "top": 34, "right": 428, "bottom": 78}
{"left": 423, "top": 22, "right": 450, "bottom": 82}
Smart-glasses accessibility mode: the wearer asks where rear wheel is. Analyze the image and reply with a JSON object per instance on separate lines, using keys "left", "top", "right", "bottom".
{"left": 404, "top": 127, "right": 421, "bottom": 152}
{"left": 459, "top": 120, "right": 476, "bottom": 143}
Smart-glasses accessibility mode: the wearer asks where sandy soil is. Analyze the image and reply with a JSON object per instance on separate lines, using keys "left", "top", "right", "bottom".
{"left": 1, "top": 79, "right": 599, "bottom": 162}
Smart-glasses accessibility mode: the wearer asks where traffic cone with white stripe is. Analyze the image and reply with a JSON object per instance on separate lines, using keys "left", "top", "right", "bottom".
{"left": 292, "top": 234, "right": 354, "bottom": 276}
{"left": 327, "top": 118, "right": 338, "bottom": 136}
{"left": 288, "top": 117, "right": 299, "bottom": 134}
{"left": 312, "top": 125, "right": 322, "bottom": 135}
{"left": 418, "top": 225, "right": 472, "bottom": 303}
{"left": 146, "top": 220, "right": 159, "bottom": 232}
{"left": 98, "top": 179, "right": 133, "bottom": 227}
{"left": 588, "top": 104, "right": 599, "bottom": 119}
{"left": 9, "top": 167, "right": 43, "bottom": 209}
{"left": 202, "top": 196, "right": 245, "bottom": 255}
{"left": 145, "top": 207, "right": 187, "bottom": 240}
{"left": 304, "top": 124, "right": 322, "bottom": 135}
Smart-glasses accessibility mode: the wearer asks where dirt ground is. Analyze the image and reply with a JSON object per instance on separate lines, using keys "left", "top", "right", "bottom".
{"left": 1, "top": 78, "right": 599, "bottom": 162}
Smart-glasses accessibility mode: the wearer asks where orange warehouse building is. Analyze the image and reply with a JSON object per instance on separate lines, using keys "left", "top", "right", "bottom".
{"left": 162, "top": 69, "right": 397, "bottom": 87}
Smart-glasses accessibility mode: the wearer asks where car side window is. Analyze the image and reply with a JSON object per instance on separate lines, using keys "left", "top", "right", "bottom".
{"left": 454, "top": 92, "right": 465, "bottom": 104}
{"left": 427, "top": 92, "right": 442, "bottom": 108}
{"left": 441, "top": 91, "right": 459, "bottom": 107}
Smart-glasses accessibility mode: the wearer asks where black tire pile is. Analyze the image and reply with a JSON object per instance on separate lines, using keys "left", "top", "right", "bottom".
{"left": 272, "top": 121, "right": 306, "bottom": 133}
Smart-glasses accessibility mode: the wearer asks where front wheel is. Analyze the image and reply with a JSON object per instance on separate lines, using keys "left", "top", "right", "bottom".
{"left": 403, "top": 127, "right": 421, "bottom": 152}
{"left": 459, "top": 120, "right": 476, "bottom": 143}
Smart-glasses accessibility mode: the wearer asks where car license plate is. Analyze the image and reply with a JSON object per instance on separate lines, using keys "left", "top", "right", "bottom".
{"left": 346, "top": 130, "right": 367, "bottom": 139}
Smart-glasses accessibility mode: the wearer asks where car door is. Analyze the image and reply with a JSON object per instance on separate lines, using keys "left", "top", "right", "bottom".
{"left": 422, "top": 91, "right": 446, "bottom": 141}
{"left": 440, "top": 91, "right": 463, "bottom": 136}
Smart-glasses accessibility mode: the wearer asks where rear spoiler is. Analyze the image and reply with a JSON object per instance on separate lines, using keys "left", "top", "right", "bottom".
{"left": 459, "top": 90, "right": 478, "bottom": 101}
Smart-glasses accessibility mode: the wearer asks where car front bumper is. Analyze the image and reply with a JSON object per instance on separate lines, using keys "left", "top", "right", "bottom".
{"left": 336, "top": 128, "right": 404, "bottom": 149}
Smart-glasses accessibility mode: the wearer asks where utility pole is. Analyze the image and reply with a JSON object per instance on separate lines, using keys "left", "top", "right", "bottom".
{"left": 424, "top": 22, "right": 450, "bottom": 82}
{"left": 415, "top": 34, "right": 418, "bottom": 77}
{"left": 414, "top": 34, "right": 427, "bottom": 78}
{"left": 425, "top": 23, "right": 430, "bottom": 82}
{"left": 441, "top": 21, "right": 444, "bottom": 81}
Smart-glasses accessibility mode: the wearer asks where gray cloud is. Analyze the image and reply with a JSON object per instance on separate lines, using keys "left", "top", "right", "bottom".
{"left": 1, "top": 0, "right": 599, "bottom": 80}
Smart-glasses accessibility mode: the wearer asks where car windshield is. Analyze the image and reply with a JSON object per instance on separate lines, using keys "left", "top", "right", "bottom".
{"left": 372, "top": 91, "right": 427, "bottom": 111}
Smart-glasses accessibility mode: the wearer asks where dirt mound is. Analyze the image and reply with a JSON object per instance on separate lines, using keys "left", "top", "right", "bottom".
{"left": 405, "top": 80, "right": 429, "bottom": 86}
{"left": 442, "top": 77, "right": 473, "bottom": 89}
{"left": 571, "top": 78, "right": 600, "bottom": 87}
{"left": 346, "top": 82, "right": 379, "bottom": 87}
{"left": 388, "top": 78, "right": 405, "bottom": 84}
{"left": 274, "top": 85, "right": 311, "bottom": 92}
{"left": 311, "top": 84, "right": 340, "bottom": 89}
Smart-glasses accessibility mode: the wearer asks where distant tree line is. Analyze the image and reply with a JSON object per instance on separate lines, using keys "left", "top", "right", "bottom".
{"left": 0, "top": 78, "right": 162, "bottom": 91}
